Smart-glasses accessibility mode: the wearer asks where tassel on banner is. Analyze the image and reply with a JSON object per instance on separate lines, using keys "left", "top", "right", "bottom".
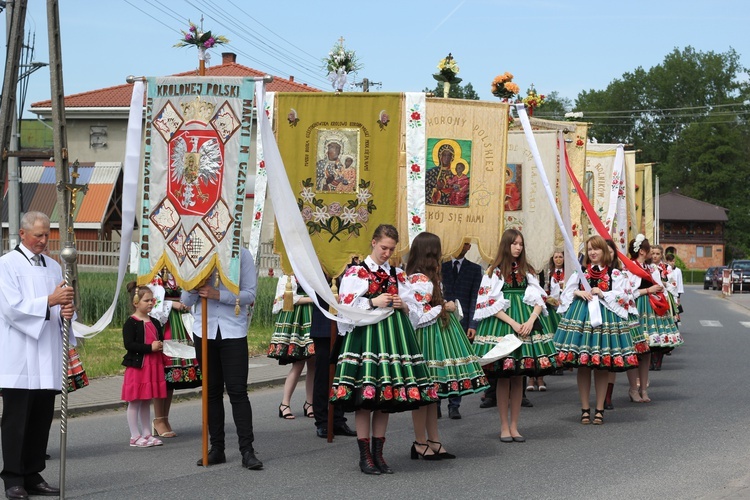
{"left": 329, "top": 280, "right": 339, "bottom": 315}
{"left": 282, "top": 276, "right": 294, "bottom": 312}
{"left": 234, "top": 297, "right": 240, "bottom": 316}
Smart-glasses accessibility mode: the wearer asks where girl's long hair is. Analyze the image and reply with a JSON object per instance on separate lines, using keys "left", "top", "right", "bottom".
{"left": 547, "top": 248, "right": 564, "bottom": 291}
{"left": 406, "top": 232, "right": 447, "bottom": 325}
{"left": 605, "top": 239, "right": 622, "bottom": 270}
{"left": 628, "top": 236, "right": 651, "bottom": 260}
{"left": 488, "top": 229, "right": 534, "bottom": 277}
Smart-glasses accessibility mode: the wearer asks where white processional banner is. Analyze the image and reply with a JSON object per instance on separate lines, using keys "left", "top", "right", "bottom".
{"left": 137, "top": 76, "right": 255, "bottom": 294}
{"left": 505, "top": 130, "right": 559, "bottom": 270}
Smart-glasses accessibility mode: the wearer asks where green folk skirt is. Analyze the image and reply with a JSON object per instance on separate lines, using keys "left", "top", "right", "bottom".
{"left": 553, "top": 298, "right": 641, "bottom": 372}
{"left": 473, "top": 289, "right": 557, "bottom": 378}
{"left": 330, "top": 309, "right": 439, "bottom": 412}
{"left": 268, "top": 303, "right": 314, "bottom": 364}
{"left": 414, "top": 314, "right": 489, "bottom": 398}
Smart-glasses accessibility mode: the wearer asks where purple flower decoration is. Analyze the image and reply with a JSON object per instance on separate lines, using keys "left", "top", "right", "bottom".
{"left": 328, "top": 202, "right": 342, "bottom": 216}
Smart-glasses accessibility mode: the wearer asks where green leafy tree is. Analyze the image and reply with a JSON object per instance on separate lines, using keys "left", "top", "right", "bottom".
{"left": 531, "top": 91, "right": 573, "bottom": 120}
{"left": 423, "top": 81, "right": 479, "bottom": 100}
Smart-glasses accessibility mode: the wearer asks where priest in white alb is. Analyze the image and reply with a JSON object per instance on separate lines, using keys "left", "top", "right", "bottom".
{"left": 0, "top": 211, "right": 75, "bottom": 500}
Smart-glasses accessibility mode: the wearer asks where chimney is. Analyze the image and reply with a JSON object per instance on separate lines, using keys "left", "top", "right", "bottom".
{"left": 222, "top": 52, "right": 237, "bottom": 64}
{"left": 289, "top": 75, "right": 294, "bottom": 82}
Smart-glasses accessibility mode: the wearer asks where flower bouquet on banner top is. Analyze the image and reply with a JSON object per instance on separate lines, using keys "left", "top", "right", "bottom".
{"left": 174, "top": 20, "right": 229, "bottom": 63}
{"left": 432, "top": 53, "right": 461, "bottom": 97}
{"left": 324, "top": 38, "right": 362, "bottom": 91}
{"left": 491, "top": 72, "right": 520, "bottom": 102}
{"left": 522, "top": 85, "right": 546, "bottom": 117}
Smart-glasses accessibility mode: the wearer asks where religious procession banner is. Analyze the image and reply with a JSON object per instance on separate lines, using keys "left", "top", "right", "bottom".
{"left": 564, "top": 123, "right": 588, "bottom": 254}
{"left": 423, "top": 98, "right": 509, "bottom": 262}
{"left": 624, "top": 150, "right": 638, "bottom": 245}
{"left": 505, "top": 130, "right": 559, "bottom": 269}
{"left": 582, "top": 143, "right": 620, "bottom": 240}
{"left": 641, "top": 163, "right": 655, "bottom": 241}
{"left": 273, "top": 93, "right": 402, "bottom": 278}
{"left": 516, "top": 118, "right": 588, "bottom": 254}
{"left": 136, "top": 76, "right": 255, "bottom": 294}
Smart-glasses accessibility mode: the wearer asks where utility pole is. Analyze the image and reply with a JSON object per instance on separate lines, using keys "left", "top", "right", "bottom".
{"left": 354, "top": 77, "right": 382, "bottom": 92}
{"left": 0, "top": 0, "right": 28, "bottom": 255}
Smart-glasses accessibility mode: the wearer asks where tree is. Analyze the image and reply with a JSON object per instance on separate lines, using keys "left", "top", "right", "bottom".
{"left": 422, "top": 81, "right": 479, "bottom": 100}
{"left": 573, "top": 46, "right": 750, "bottom": 259}
{"left": 530, "top": 91, "right": 573, "bottom": 120}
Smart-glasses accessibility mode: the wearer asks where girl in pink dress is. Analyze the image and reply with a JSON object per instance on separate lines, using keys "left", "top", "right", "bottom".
{"left": 121, "top": 283, "right": 167, "bottom": 448}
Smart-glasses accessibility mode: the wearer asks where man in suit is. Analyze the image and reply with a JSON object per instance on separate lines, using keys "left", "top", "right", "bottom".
{"left": 441, "top": 242, "right": 483, "bottom": 419}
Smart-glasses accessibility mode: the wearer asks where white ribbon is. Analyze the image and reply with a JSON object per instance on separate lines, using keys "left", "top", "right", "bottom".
{"left": 249, "top": 92, "right": 274, "bottom": 263}
{"left": 73, "top": 82, "right": 145, "bottom": 337}
{"left": 256, "top": 85, "right": 391, "bottom": 328}
{"left": 516, "top": 104, "right": 601, "bottom": 327}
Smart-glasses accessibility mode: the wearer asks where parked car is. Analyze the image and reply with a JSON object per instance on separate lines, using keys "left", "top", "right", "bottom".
{"left": 711, "top": 266, "right": 728, "bottom": 290}
{"left": 704, "top": 267, "right": 719, "bottom": 290}
{"left": 729, "top": 260, "right": 750, "bottom": 292}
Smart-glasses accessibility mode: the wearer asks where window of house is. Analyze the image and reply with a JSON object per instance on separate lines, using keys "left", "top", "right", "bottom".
{"left": 696, "top": 246, "right": 713, "bottom": 258}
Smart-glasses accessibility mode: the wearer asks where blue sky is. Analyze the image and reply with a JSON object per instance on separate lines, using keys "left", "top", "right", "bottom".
{"left": 4, "top": 0, "right": 750, "bottom": 115}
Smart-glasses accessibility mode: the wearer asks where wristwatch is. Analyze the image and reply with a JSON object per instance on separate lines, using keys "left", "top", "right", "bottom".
{"left": 368, "top": 298, "right": 376, "bottom": 309}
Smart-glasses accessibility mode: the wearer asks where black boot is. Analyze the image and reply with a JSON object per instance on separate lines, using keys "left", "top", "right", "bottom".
{"left": 357, "top": 438, "right": 381, "bottom": 475}
{"left": 604, "top": 382, "right": 614, "bottom": 410}
{"left": 371, "top": 436, "right": 394, "bottom": 474}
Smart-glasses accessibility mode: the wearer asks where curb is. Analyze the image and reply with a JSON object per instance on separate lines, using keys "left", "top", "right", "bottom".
{"left": 56, "top": 373, "right": 296, "bottom": 418}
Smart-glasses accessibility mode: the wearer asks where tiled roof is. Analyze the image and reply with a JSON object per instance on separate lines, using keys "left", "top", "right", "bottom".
{"left": 2, "top": 162, "right": 122, "bottom": 228}
{"left": 659, "top": 191, "right": 728, "bottom": 222}
{"left": 31, "top": 56, "right": 320, "bottom": 108}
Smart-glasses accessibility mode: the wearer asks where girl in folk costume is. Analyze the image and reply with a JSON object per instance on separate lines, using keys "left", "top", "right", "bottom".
{"left": 148, "top": 269, "right": 201, "bottom": 438}
{"left": 330, "top": 224, "right": 438, "bottom": 475}
{"left": 664, "top": 253, "right": 684, "bottom": 324}
{"left": 268, "top": 274, "right": 316, "bottom": 419}
{"left": 122, "top": 283, "right": 167, "bottom": 448}
{"left": 602, "top": 238, "right": 647, "bottom": 410}
{"left": 473, "top": 229, "right": 557, "bottom": 443}
{"left": 651, "top": 245, "right": 681, "bottom": 325}
{"left": 554, "top": 236, "right": 642, "bottom": 425}
{"left": 529, "top": 249, "right": 566, "bottom": 391}
{"left": 624, "top": 235, "right": 683, "bottom": 402}
{"left": 402, "top": 232, "right": 488, "bottom": 460}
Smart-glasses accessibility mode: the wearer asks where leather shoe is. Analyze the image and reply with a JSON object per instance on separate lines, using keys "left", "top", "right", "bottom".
{"left": 196, "top": 448, "right": 226, "bottom": 466}
{"left": 521, "top": 398, "right": 534, "bottom": 408}
{"left": 333, "top": 423, "right": 357, "bottom": 436}
{"left": 4, "top": 486, "right": 28, "bottom": 500}
{"left": 316, "top": 427, "right": 327, "bottom": 438}
{"left": 241, "top": 449, "right": 263, "bottom": 470}
{"left": 479, "top": 398, "right": 497, "bottom": 409}
{"left": 25, "top": 482, "right": 59, "bottom": 496}
{"left": 448, "top": 407, "right": 461, "bottom": 420}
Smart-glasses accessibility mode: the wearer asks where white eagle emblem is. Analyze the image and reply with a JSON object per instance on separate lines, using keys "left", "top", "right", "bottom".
{"left": 170, "top": 135, "right": 222, "bottom": 209}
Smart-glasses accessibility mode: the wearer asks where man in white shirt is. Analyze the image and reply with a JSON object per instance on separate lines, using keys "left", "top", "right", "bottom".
{"left": 182, "top": 247, "right": 262, "bottom": 470}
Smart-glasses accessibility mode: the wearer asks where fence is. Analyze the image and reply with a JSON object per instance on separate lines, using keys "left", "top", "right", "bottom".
{"left": 3, "top": 238, "right": 281, "bottom": 274}
{"left": 2, "top": 238, "right": 120, "bottom": 270}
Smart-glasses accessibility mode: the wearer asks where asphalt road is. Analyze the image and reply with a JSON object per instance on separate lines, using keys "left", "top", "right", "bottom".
{"left": 20, "top": 286, "right": 750, "bottom": 499}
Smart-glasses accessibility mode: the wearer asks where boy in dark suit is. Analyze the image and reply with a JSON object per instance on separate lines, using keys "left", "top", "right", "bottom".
{"left": 441, "top": 242, "right": 483, "bottom": 419}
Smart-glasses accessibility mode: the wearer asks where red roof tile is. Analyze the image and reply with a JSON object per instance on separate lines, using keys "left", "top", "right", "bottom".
{"left": 31, "top": 58, "right": 320, "bottom": 108}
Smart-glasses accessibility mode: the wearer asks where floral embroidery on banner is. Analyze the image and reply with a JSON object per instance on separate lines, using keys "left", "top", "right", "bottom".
{"left": 298, "top": 178, "right": 376, "bottom": 240}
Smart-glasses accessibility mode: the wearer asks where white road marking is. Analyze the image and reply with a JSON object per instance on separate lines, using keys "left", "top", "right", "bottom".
{"left": 740, "top": 322, "right": 750, "bottom": 328}
{"left": 700, "top": 320, "right": 723, "bottom": 327}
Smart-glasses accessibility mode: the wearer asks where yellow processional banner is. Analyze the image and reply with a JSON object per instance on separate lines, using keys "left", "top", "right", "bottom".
{"left": 423, "top": 98, "right": 509, "bottom": 262}
{"left": 273, "top": 93, "right": 402, "bottom": 278}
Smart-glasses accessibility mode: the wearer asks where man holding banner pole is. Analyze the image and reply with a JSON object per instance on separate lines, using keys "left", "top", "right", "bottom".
{"left": 182, "top": 247, "right": 262, "bottom": 470}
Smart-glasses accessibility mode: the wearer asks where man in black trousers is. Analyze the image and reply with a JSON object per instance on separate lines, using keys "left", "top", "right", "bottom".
{"left": 310, "top": 294, "right": 356, "bottom": 438}
{"left": 441, "top": 241, "right": 483, "bottom": 419}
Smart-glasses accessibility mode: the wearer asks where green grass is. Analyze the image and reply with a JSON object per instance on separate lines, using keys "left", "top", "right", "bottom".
{"left": 75, "top": 274, "right": 279, "bottom": 379}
